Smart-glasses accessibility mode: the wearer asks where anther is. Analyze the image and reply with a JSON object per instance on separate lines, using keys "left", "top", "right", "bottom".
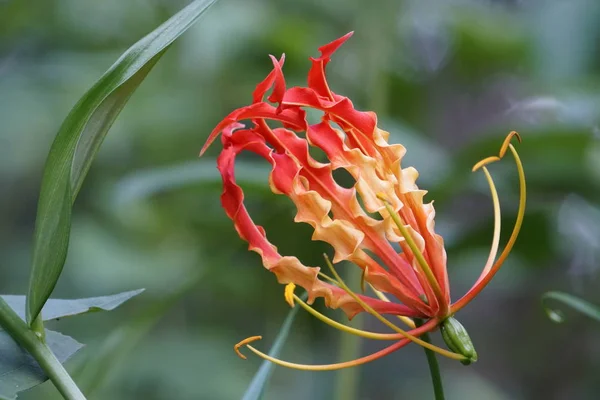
{"left": 499, "top": 131, "right": 521, "bottom": 157}
{"left": 284, "top": 283, "right": 296, "bottom": 307}
{"left": 472, "top": 156, "right": 500, "bottom": 172}
{"left": 472, "top": 131, "right": 522, "bottom": 171}
{"left": 234, "top": 336, "right": 262, "bottom": 360}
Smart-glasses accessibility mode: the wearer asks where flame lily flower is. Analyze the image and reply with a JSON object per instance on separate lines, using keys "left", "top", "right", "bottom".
{"left": 201, "top": 32, "right": 526, "bottom": 369}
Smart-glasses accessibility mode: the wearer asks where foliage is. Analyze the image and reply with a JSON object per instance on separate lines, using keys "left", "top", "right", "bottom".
{"left": 542, "top": 291, "right": 600, "bottom": 323}
{"left": 0, "top": 0, "right": 216, "bottom": 397}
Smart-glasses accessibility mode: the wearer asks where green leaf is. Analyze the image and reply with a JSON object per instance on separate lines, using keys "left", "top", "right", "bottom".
{"left": 542, "top": 291, "right": 600, "bottom": 323}
{"left": 74, "top": 273, "right": 202, "bottom": 396}
{"left": 113, "top": 160, "right": 271, "bottom": 205}
{"left": 2, "top": 289, "right": 144, "bottom": 323}
{"left": 241, "top": 294, "right": 306, "bottom": 400}
{"left": 0, "top": 330, "right": 83, "bottom": 400}
{"left": 26, "top": 0, "right": 218, "bottom": 324}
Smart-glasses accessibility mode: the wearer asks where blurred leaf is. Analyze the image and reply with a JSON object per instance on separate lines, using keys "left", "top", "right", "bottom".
{"left": 450, "top": 210, "right": 552, "bottom": 266}
{"left": 113, "top": 160, "right": 270, "bottom": 205}
{"left": 241, "top": 293, "right": 307, "bottom": 400}
{"left": 557, "top": 195, "right": 600, "bottom": 279}
{"left": 383, "top": 119, "right": 450, "bottom": 187}
{"left": 450, "top": 6, "right": 529, "bottom": 78}
{"left": 1, "top": 289, "right": 144, "bottom": 323}
{"left": 433, "top": 129, "right": 597, "bottom": 204}
{"left": 505, "top": 95, "right": 600, "bottom": 127}
{"left": 542, "top": 291, "right": 600, "bottom": 323}
{"left": 0, "top": 330, "right": 83, "bottom": 400}
{"left": 74, "top": 272, "right": 202, "bottom": 396}
{"left": 26, "top": 0, "right": 218, "bottom": 324}
{"left": 531, "top": 0, "right": 600, "bottom": 80}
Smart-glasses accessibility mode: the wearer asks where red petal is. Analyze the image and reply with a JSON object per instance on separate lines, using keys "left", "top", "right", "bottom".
{"left": 200, "top": 103, "right": 305, "bottom": 156}
{"left": 267, "top": 55, "right": 286, "bottom": 105}
{"left": 282, "top": 87, "right": 379, "bottom": 156}
{"left": 252, "top": 54, "right": 285, "bottom": 104}
{"left": 307, "top": 32, "right": 354, "bottom": 99}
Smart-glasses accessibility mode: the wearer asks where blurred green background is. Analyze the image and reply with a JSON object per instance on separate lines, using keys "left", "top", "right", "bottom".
{"left": 2, "top": 0, "right": 600, "bottom": 399}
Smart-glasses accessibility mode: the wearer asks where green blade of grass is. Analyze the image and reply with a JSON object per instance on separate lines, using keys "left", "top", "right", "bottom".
{"left": 542, "top": 291, "right": 600, "bottom": 323}
{"left": 241, "top": 293, "right": 307, "bottom": 400}
{"left": 26, "top": 0, "right": 218, "bottom": 324}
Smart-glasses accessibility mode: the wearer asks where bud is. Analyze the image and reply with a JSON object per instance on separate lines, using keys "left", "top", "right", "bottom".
{"left": 440, "top": 317, "right": 478, "bottom": 365}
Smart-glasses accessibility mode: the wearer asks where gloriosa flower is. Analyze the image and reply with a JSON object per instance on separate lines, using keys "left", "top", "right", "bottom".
{"left": 201, "top": 32, "right": 526, "bottom": 369}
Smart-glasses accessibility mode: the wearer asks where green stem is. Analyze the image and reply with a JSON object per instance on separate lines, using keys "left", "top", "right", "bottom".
{"left": 0, "top": 297, "right": 86, "bottom": 400}
{"left": 31, "top": 314, "right": 46, "bottom": 342}
{"left": 415, "top": 318, "right": 445, "bottom": 400}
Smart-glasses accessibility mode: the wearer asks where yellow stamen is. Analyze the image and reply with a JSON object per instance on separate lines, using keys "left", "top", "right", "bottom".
{"left": 452, "top": 131, "right": 526, "bottom": 313}
{"left": 500, "top": 131, "right": 522, "bottom": 154}
{"left": 476, "top": 166, "right": 502, "bottom": 281}
{"left": 237, "top": 335, "right": 412, "bottom": 371}
{"left": 369, "top": 285, "right": 416, "bottom": 329}
{"left": 323, "top": 254, "right": 466, "bottom": 361}
{"left": 492, "top": 142, "right": 526, "bottom": 276}
{"left": 472, "top": 156, "right": 500, "bottom": 172}
{"left": 319, "top": 259, "right": 417, "bottom": 326}
{"left": 293, "top": 294, "right": 406, "bottom": 340}
{"left": 235, "top": 336, "right": 262, "bottom": 360}
{"left": 360, "top": 266, "right": 368, "bottom": 293}
{"left": 284, "top": 283, "right": 296, "bottom": 308}
{"left": 376, "top": 194, "right": 444, "bottom": 306}
{"left": 318, "top": 271, "right": 339, "bottom": 285}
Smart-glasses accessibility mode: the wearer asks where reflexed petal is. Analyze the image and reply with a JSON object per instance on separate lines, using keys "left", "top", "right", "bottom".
{"left": 307, "top": 31, "right": 354, "bottom": 100}
{"left": 200, "top": 103, "right": 305, "bottom": 156}
{"left": 253, "top": 54, "right": 285, "bottom": 104}
{"left": 203, "top": 32, "right": 453, "bottom": 320}
{"left": 215, "top": 123, "right": 421, "bottom": 318}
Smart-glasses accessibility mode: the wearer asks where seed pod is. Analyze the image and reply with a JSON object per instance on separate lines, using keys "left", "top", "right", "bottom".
{"left": 441, "top": 317, "right": 478, "bottom": 365}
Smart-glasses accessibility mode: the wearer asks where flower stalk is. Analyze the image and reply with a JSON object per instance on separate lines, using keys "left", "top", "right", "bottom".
{"left": 415, "top": 318, "right": 445, "bottom": 400}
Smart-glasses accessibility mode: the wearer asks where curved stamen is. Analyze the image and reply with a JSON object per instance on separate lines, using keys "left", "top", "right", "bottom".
{"left": 236, "top": 335, "right": 413, "bottom": 371}
{"left": 317, "top": 243, "right": 428, "bottom": 314}
{"left": 292, "top": 293, "right": 408, "bottom": 340}
{"left": 475, "top": 166, "right": 502, "bottom": 283}
{"left": 323, "top": 254, "right": 467, "bottom": 361}
{"left": 369, "top": 285, "right": 416, "bottom": 329}
{"left": 235, "top": 336, "right": 262, "bottom": 360}
{"left": 360, "top": 266, "right": 368, "bottom": 293}
{"left": 452, "top": 132, "right": 526, "bottom": 313}
{"left": 377, "top": 194, "right": 445, "bottom": 309}
{"left": 318, "top": 271, "right": 339, "bottom": 285}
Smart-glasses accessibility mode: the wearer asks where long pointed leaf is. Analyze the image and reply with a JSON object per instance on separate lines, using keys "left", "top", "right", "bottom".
{"left": 113, "top": 160, "right": 271, "bottom": 205}
{"left": 27, "top": 0, "right": 217, "bottom": 324}
{"left": 2, "top": 289, "right": 144, "bottom": 323}
{"left": 542, "top": 291, "right": 600, "bottom": 323}
{"left": 241, "top": 294, "right": 307, "bottom": 400}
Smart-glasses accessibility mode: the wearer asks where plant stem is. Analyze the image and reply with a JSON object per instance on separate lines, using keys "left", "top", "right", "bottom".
{"left": 0, "top": 297, "right": 86, "bottom": 400}
{"left": 31, "top": 314, "right": 46, "bottom": 342}
{"left": 415, "top": 318, "right": 445, "bottom": 400}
